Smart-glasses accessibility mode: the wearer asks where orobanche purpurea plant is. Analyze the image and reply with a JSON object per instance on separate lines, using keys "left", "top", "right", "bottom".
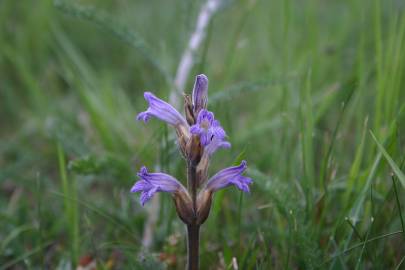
{"left": 131, "top": 74, "right": 252, "bottom": 270}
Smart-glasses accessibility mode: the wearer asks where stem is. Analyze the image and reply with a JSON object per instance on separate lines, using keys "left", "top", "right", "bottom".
{"left": 187, "top": 162, "right": 198, "bottom": 210}
{"left": 187, "top": 225, "right": 200, "bottom": 270}
{"left": 187, "top": 162, "right": 200, "bottom": 270}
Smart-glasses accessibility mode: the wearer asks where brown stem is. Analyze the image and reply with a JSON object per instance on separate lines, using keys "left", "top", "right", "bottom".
{"left": 187, "top": 162, "right": 198, "bottom": 212}
{"left": 187, "top": 224, "right": 200, "bottom": 270}
{"left": 187, "top": 162, "right": 200, "bottom": 270}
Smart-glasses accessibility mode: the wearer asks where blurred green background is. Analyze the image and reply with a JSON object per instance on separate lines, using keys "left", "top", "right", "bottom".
{"left": 1, "top": 0, "right": 404, "bottom": 269}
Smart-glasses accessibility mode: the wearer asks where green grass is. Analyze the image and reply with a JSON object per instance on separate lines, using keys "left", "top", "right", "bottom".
{"left": 0, "top": 0, "right": 404, "bottom": 269}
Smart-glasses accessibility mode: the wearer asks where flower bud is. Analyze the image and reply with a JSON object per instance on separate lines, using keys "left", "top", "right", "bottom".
{"left": 192, "top": 74, "right": 208, "bottom": 115}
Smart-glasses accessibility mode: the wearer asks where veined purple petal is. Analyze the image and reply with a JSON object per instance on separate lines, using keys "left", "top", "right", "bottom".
{"left": 137, "top": 92, "right": 187, "bottom": 127}
{"left": 192, "top": 74, "right": 208, "bottom": 114}
{"left": 130, "top": 180, "right": 150, "bottom": 193}
{"left": 206, "top": 160, "right": 252, "bottom": 193}
{"left": 204, "top": 137, "right": 231, "bottom": 157}
{"left": 131, "top": 166, "right": 186, "bottom": 206}
{"left": 190, "top": 109, "right": 226, "bottom": 146}
{"left": 190, "top": 125, "right": 202, "bottom": 134}
{"left": 196, "top": 109, "right": 214, "bottom": 123}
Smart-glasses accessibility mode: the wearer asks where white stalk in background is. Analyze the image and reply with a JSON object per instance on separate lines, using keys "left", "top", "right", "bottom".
{"left": 170, "top": 0, "right": 222, "bottom": 109}
{"left": 141, "top": 193, "right": 160, "bottom": 248}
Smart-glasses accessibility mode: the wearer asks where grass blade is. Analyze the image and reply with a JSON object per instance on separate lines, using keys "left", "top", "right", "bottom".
{"left": 370, "top": 131, "right": 405, "bottom": 188}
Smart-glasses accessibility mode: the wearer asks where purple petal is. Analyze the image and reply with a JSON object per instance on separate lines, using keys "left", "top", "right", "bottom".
{"left": 196, "top": 109, "right": 213, "bottom": 124}
{"left": 211, "top": 120, "right": 220, "bottom": 127}
{"left": 136, "top": 111, "right": 151, "bottom": 123}
{"left": 211, "top": 125, "right": 225, "bottom": 140}
{"left": 204, "top": 111, "right": 215, "bottom": 123}
{"left": 229, "top": 176, "right": 252, "bottom": 192}
{"left": 137, "top": 92, "right": 187, "bottom": 127}
{"left": 190, "top": 125, "right": 202, "bottom": 135}
{"left": 140, "top": 191, "right": 154, "bottom": 206}
{"left": 137, "top": 166, "right": 148, "bottom": 176}
{"left": 192, "top": 74, "right": 208, "bottom": 113}
{"left": 200, "top": 133, "right": 211, "bottom": 146}
{"left": 204, "top": 137, "right": 231, "bottom": 156}
{"left": 131, "top": 180, "right": 149, "bottom": 193}
{"left": 206, "top": 161, "right": 252, "bottom": 193}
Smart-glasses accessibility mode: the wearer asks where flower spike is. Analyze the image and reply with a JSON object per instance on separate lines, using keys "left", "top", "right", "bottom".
{"left": 132, "top": 74, "right": 252, "bottom": 268}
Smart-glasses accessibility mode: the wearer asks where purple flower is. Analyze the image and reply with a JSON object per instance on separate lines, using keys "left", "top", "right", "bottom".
{"left": 204, "top": 137, "right": 231, "bottom": 157}
{"left": 192, "top": 74, "right": 208, "bottom": 114}
{"left": 190, "top": 109, "right": 225, "bottom": 146}
{"left": 137, "top": 92, "right": 188, "bottom": 127}
{"left": 206, "top": 160, "right": 252, "bottom": 193}
{"left": 131, "top": 166, "right": 187, "bottom": 206}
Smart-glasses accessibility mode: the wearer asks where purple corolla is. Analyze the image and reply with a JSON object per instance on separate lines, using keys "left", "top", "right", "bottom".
{"left": 137, "top": 92, "right": 188, "bottom": 128}
{"left": 190, "top": 109, "right": 226, "bottom": 146}
{"left": 206, "top": 160, "right": 252, "bottom": 193}
{"left": 131, "top": 166, "right": 187, "bottom": 206}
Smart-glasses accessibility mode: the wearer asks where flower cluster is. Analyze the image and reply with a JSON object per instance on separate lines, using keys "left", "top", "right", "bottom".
{"left": 131, "top": 74, "right": 252, "bottom": 225}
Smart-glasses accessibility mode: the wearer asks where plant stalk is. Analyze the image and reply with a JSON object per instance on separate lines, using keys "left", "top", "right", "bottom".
{"left": 187, "top": 162, "right": 200, "bottom": 270}
{"left": 188, "top": 162, "right": 198, "bottom": 210}
{"left": 187, "top": 224, "right": 200, "bottom": 270}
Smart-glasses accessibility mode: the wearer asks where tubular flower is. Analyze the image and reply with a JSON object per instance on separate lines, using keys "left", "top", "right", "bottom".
{"left": 137, "top": 92, "right": 188, "bottom": 128}
{"left": 131, "top": 166, "right": 188, "bottom": 206}
{"left": 192, "top": 74, "right": 209, "bottom": 114}
{"left": 190, "top": 109, "right": 226, "bottom": 146}
{"left": 205, "top": 160, "right": 252, "bottom": 193}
